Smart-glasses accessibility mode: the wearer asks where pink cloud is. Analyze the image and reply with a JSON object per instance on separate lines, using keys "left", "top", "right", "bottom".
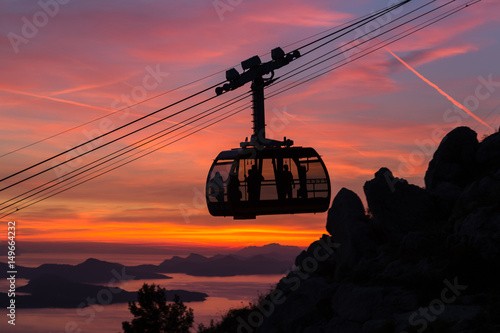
{"left": 385, "top": 44, "right": 479, "bottom": 72}
{"left": 1, "top": 0, "right": 499, "bottom": 247}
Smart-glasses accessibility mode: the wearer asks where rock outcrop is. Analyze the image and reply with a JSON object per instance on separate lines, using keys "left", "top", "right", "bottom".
{"left": 425, "top": 126, "right": 479, "bottom": 214}
{"left": 365, "top": 167, "right": 437, "bottom": 235}
{"left": 246, "top": 127, "right": 500, "bottom": 333}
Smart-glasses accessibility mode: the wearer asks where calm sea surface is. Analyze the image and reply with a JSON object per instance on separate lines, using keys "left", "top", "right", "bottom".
{"left": 0, "top": 253, "right": 286, "bottom": 333}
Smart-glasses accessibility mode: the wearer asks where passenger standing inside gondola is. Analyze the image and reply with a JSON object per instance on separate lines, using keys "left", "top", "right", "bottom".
{"left": 246, "top": 164, "right": 264, "bottom": 202}
{"left": 209, "top": 171, "right": 225, "bottom": 203}
{"left": 228, "top": 172, "right": 242, "bottom": 203}
{"left": 297, "top": 165, "right": 308, "bottom": 199}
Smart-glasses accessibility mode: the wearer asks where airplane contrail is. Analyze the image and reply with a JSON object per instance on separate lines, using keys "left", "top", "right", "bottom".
{"left": 1, "top": 88, "right": 176, "bottom": 124}
{"left": 0, "top": 88, "right": 189, "bottom": 158}
{"left": 2, "top": 88, "right": 114, "bottom": 113}
{"left": 385, "top": 48, "right": 494, "bottom": 131}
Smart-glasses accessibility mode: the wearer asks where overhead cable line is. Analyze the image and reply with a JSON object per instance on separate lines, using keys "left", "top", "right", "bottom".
{"left": 276, "top": 0, "right": 439, "bottom": 84}
{"left": 0, "top": 69, "right": 232, "bottom": 159}
{"left": 296, "top": 0, "right": 411, "bottom": 56}
{"left": 0, "top": 92, "right": 252, "bottom": 212}
{"left": 1, "top": 3, "right": 390, "bottom": 159}
{"left": 0, "top": 0, "right": 482, "bottom": 217}
{"left": 0, "top": 0, "right": 408, "bottom": 188}
{"left": 0, "top": 92, "right": 223, "bottom": 193}
{"left": 0, "top": 102, "right": 251, "bottom": 219}
{"left": 0, "top": 0, "right": 410, "bottom": 172}
{"left": 0, "top": 81, "right": 225, "bottom": 185}
{"left": 267, "top": 0, "right": 481, "bottom": 100}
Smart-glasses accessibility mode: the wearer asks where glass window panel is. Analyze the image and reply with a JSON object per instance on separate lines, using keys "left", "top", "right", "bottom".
{"left": 297, "top": 159, "right": 329, "bottom": 198}
{"left": 207, "top": 161, "right": 232, "bottom": 203}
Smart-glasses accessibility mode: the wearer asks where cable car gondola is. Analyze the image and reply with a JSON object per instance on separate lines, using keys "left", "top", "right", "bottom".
{"left": 206, "top": 47, "right": 331, "bottom": 219}
{"left": 207, "top": 146, "right": 330, "bottom": 219}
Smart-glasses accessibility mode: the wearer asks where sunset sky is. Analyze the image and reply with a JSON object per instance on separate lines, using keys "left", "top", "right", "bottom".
{"left": 1, "top": 0, "right": 499, "bottom": 251}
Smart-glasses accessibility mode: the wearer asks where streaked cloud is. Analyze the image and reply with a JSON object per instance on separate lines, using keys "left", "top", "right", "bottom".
{"left": 0, "top": 0, "right": 499, "bottom": 248}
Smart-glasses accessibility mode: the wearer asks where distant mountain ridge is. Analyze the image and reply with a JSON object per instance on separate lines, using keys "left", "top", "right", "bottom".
{"left": 0, "top": 243, "right": 298, "bottom": 309}
{"left": 0, "top": 258, "right": 171, "bottom": 283}
{"left": 235, "top": 243, "right": 303, "bottom": 261}
{"left": 157, "top": 253, "right": 293, "bottom": 276}
{"left": 1, "top": 244, "right": 298, "bottom": 280}
{"left": 0, "top": 275, "right": 207, "bottom": 308}
{"left": 152, "top": 243, "right": 301, "bottom": 276}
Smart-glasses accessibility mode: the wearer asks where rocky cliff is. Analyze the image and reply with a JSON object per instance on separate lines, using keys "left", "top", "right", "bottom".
{"left": 238, "top": 127, "right": 500, "bottom": 333}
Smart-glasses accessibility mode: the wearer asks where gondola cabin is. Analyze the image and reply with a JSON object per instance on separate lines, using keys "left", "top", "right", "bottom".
{"left": 206, "top": 47, "right": 331, "bottom": 219}
{"left": 206, "top": 146, "right": 330, "bottom": 219}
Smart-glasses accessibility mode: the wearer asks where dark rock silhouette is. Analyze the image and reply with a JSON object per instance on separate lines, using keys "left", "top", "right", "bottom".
{"left": 476, "top": 130, "right": 500, "bottom": 176}
{"left": 364, "top": 167, "right": 437, "bottom": 235}
{"left": 325, "top": 188, "right": 378, "bottom": 269}
{"left": 425, "top": 126, "right": 479, "bottom": 213}
{"left": 243, "top": 127, "right": 500, "bottom": 333}
{"left": 425, "top": 126, "right": 478, "bottom": 190}
{"left": 326, "top": 187, "right": 366, "bottom": 237}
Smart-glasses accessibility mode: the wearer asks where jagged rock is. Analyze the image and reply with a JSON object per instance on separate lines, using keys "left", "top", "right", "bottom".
{"left": 259, "top": 276, "right": 338, "bottom": 333}
{"left": 454, "top": 206, "right": 500, "bottom": 261}
{"left": 327, "top": 285, "right": 419, "bottom": 332}
{"left": 452, "top": 171, "right": 500, "bottom": 219}
{"left": 364, "top": 167, "right": 435, "bottom": 234}
{"left": 325, "top": 318, "right": 363, "bottom": 333}
{"left": 425, "top": 127, "right": 478, "bottom": 212}
{"left": 425, "top": 126, "right": 478, "bottom": 190}
{"left": 395, "top": 305, "right": 483, "bottom": 333}
{"left": 294, "top": 250, "right": 307, "bottom": 267}
{"left": 234, "top": 127, "right": 500, "bottom": 333}
{"left": 378, "top": 256, "right": 446, "bottom": 285}
{"left": 476, "top": 130, "right": 500, "bottom": 176}
{"left": 294, "top": 234, "right": 337, "bottom": 276}
{"left": 361, "top": 320, "right": 394, "bottom": 333}
{"left": 440, "top": 131, "right": 500, "bottom": 263}
{"left": 326, "top": 187, "right": 366, "bottom": 237}
{"left": 326, "top": 188, "right": 379, "bottom": 268}
{"left": 401, "top": 231, "right": 430, "bottom": 252}
{"left": 330, "top": 284, "right": 388, "bottom": 322}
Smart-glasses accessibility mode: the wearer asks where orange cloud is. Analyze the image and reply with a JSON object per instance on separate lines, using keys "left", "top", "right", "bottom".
{"left": 1, "top": 0, "right": 499, "bottom": 249}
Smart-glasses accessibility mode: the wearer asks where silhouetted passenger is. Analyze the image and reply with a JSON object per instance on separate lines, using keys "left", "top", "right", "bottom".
{"left": 246, "top": 165, "right": 264, "bottom": 202}
{"left": 228, "top": 173, "right": 242, "bottom": 203}
{"left": 209, "top": 171, "right": 225, "bottom": 203}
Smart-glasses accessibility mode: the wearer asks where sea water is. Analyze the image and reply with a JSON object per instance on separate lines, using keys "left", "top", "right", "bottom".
{"left": 0, "top": 253, "right": 285, "bottom": 333}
